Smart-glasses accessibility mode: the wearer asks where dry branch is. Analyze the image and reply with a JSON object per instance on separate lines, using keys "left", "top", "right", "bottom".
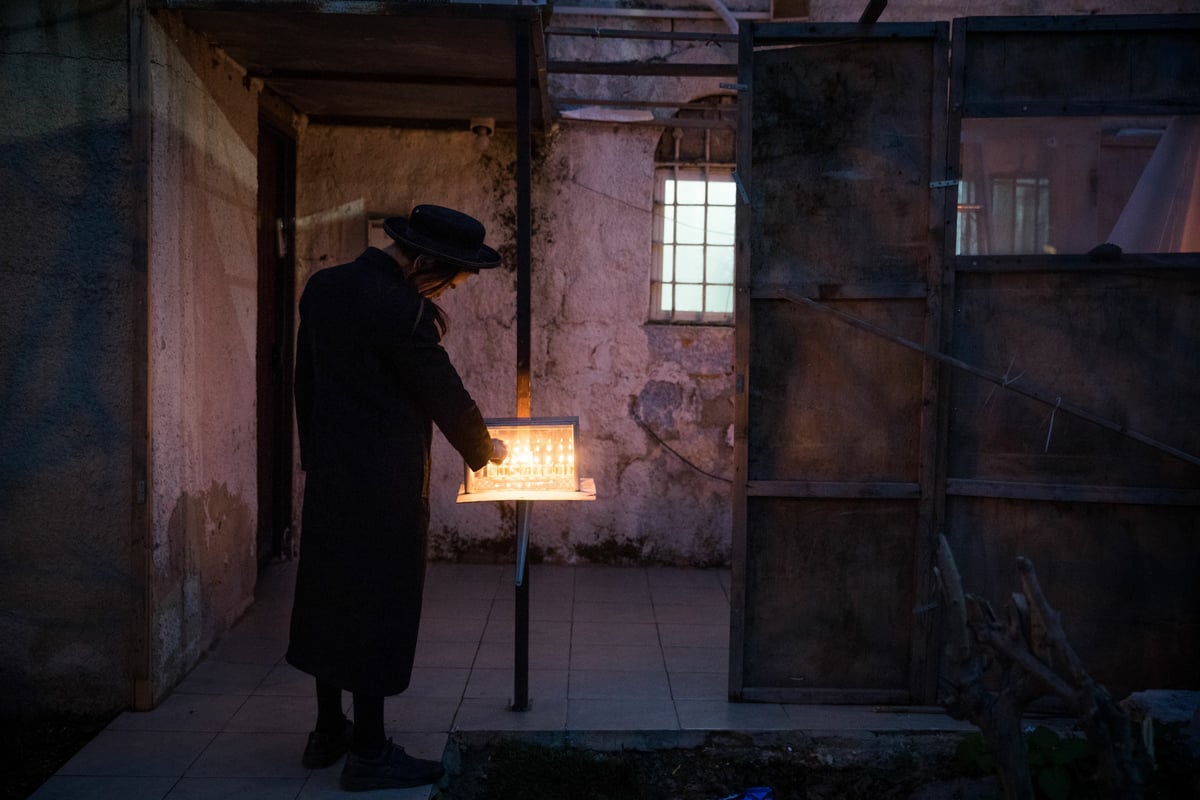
{"left": 1016, "top": 557, "right": 1148, "bottom": 797}
{"left": 934, "top": 536, "right": 1150, "bottom": 800}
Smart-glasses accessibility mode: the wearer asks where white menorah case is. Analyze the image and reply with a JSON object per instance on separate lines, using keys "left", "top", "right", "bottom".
{"left": 458, "top": 416, "right": 596, "bottom": 502}
{"left": 456, "top": 416, "right": 596, "bottom": 713}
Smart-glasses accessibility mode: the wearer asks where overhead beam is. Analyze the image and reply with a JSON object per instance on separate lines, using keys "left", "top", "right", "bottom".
{"left": 246, "top": 69, "right": 525, "bottom": 88}
{"left": 305, "top": 115, "right": 489, "bottom": 129}
{"left": 547, "top": 26, "right": 738, "bottom": 43}
{"left": 554, "top": 114, "right": 736, "bottom": 130}
{"left": 553, "top": 97, "right": 737, "bottom": 110}
{"left": 547, "top": 61, "right": 738, "bottom": 77}
{"left": 551, "top": 5, "right": 769, "bottom": 21}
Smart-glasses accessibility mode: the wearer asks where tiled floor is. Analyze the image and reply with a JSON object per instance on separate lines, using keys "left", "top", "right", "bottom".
{"left": 33, "top": 560, "right": 973, "bottom": 799}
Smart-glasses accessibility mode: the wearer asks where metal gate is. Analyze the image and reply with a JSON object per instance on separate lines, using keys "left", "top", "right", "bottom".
{"left": 732, "top": 14, "right": 1200, "bottom": 704}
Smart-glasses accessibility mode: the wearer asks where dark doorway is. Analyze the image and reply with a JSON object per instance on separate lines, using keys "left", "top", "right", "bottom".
{"left": 256, "top": 120, "right": 296, "bottom": 565}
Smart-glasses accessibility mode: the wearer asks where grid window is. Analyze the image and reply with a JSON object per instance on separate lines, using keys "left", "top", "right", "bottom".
{"left": 651, "top": 95, "right": 737, "bottom": 324}
{"left": 656, "top": 170, "right": 736, "bottom": 320}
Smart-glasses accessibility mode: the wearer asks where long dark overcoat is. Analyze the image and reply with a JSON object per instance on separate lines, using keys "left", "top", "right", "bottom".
{"left": 286, "top": 247, "right": 493, "bottom": 696}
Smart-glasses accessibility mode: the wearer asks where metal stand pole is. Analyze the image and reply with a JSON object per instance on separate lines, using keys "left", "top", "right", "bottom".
{"left": 511, "top": 19, "right": 533, "bottom": 714}
{"left": 514, "top": 23, "right": 532, "bottom": 420}
{"left": 513, "top": 499, "right": 531, "bottom": 711}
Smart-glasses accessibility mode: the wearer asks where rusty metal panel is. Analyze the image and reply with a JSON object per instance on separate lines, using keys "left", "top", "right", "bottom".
{"left": 939, "top": 14, "right": 1200, "bottom": 704}
{"left": 947, "top": 272, "right": 1200, "bottom": 488}
{"left": 943, "top": 497, "right": 1200, "bottom": 698}
{"left": 733, "top": 23, "right": 947, "bottom": 702}
{"left": 737, "top": 14, "right": 1199, "bottom": 705}
{"left": 749, "top": 37, "right": 937, "bottom": 287}
{"left": 745, "top": 498, "right": 917, "bottom": 693}
{"left": 748, "top": 300, "right": 925, "bottom": 483}
{"left": 959, "top": 16, "right": 1200, "bottom": 116}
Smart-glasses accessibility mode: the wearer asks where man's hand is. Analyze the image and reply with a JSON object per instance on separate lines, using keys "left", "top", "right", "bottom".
{"left": 489, "top": 438, "right": 508, "bottom": 464}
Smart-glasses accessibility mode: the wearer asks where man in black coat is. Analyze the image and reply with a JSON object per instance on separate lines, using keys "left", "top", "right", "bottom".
{"left": 287, "top": 205, "right": 507, "bottom": 791}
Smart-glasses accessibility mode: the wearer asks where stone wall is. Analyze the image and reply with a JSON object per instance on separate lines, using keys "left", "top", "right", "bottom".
{"left": 0, "top": 1, "right": 137, "bottom": 715}
{"left": 295, "top": 121, "right": 736, "bottom": 567}
{"left": 145, "top": 12, "right": 260, "bottom": 700}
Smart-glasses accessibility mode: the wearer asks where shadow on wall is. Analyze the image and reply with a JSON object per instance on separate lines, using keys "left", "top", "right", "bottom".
{"left": 0, "top": 120, "right": 137, "bottom": 714}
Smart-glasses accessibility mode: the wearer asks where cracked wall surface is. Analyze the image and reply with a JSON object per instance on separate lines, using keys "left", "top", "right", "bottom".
{"left": 296, "top": 119, "right": 736, "bottom": 568}
{"left": 146, "top": 12, "right": 259, "bottom": 701}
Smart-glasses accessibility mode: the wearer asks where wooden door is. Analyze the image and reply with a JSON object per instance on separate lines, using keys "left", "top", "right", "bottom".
{"left": 256, "top": 121, "right": 296, "bottom": 564}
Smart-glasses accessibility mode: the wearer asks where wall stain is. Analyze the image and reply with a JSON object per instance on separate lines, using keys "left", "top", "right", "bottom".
{"left": 154, "top": 480, "right": 254, "bottom": 695}
{"left": 431, "top": 525, "right": 546, "bottom": 565}
{"left": 575, "top": 535, "right": 647, "bottom": 566}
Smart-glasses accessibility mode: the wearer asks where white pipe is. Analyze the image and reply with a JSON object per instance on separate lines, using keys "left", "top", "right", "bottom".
{"left": 699, "top": 0, "right": 739, "bottom": 33}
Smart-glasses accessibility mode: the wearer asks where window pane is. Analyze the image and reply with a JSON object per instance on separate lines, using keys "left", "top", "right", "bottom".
{"left": 991, "top": 180, "right": 1015, "bottom": 253}
{"left": 709, "top": 180, "right": 736, "bottom": 205}
{"left": 958, "top": 115, "right": 1199, "bottom": 255}
{"left": 1012, "top": 177, "right": 1049, "bottom": 253}
{"left": 956, "top": 174, "right": 982, "bottom": 255}
{"left": 676, "top": 180, "right": 707, "bottom": 205}
{"left": 676, "top": 206, "right": 706, "bottom": 244}
{"left": 675, "top": 246, "right": 704, "bottom": 283}
{"left": 652, "top": 156, "right": 738, "bottom": 323}
{"left": 707, "top": 246, "right": 734, "bottom": 284}
{"left": 675, "top": 284, "right": 703, "bottom": 311}
{"left": 706, "top": 284, "right": 733, "bottom": 314}
{"left": 1037, "top": 181, "right": 1051, "bottom": 251}
{"left": 707, "top": 205, "right": 735, "bottom": 246}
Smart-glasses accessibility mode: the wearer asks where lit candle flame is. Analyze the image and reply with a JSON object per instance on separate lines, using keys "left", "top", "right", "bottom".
{"left": 469, "top": 421, "right": 578, "bottom": 494}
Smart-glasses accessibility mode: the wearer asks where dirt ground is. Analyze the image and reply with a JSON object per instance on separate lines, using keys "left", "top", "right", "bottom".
{"left": 436, "top": 731, "right": 986, "bottom": 800}
{"left": 8, "top": 717, "right": 1195, "bottom": 800}
{"left": 437, "top": 726, "right": 1200, "bottom": 800}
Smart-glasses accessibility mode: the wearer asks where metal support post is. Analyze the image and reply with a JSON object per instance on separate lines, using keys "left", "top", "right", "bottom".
{"left": 511, "top": 21, "right": 533, "bottom": 714}
{"left": 513, "top": 499, "right": 532, "bottom": 711}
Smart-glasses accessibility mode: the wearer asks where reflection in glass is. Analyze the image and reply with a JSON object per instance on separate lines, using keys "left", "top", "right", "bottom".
{"left": 957, "top": 115, "right": 1199, "bottom": 255}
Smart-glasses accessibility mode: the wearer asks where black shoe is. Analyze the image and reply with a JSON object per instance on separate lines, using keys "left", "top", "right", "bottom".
{"left": 302, "top": 718, "right": 354, "bottom": 768}
{"left": 339, "top": 739, "right": 445, "bottom": 791}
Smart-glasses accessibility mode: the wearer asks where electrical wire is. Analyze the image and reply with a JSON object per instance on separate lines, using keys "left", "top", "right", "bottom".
{"left": 632, "top": 412, "right": 733, "bottom": 484}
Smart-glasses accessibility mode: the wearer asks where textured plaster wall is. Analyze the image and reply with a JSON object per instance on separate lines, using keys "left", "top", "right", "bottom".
{"left": 295, "top": 118, "right": 735, "bottom": 568}
{"left": 0, "top": 1, "right": 136, "bottom": 714}
{"left": 146, "top": 12, "right": 259, "bottom": 697}
{"left": 293, "top": 125, "right": 521, "bottom": 557}
{"left": 490, "top": 124, "right": 736, "bottom": 567}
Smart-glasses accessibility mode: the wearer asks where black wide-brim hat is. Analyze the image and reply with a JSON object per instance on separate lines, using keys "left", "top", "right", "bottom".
{"left": 383, "top": 204, "right": 502, "bottom": 270}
